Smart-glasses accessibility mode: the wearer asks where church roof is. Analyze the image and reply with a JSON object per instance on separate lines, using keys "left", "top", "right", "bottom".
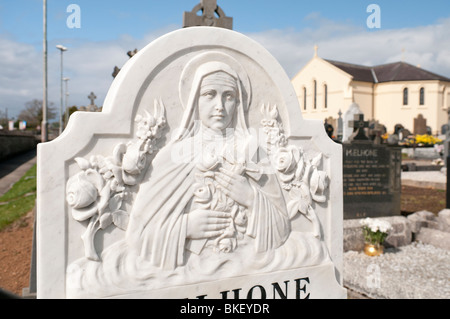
{"left": 325, "top": 60, "right": 450, "bottom": 83}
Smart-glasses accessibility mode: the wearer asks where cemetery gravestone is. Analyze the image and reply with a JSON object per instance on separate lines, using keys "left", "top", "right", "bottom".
{"left": 37, "top": 27, "right": 346, "bottom": 299}
{"left": 342, "top": 103, "right": 363, "bottom": 142}
{"left": 343, "top": 114, "right": 401, "bottom": 219}
{"left": 414, "top": 114, "right": 427, "bottom": 135}
{"left": 337, "top": 110, "right": 343, "bottom": 141}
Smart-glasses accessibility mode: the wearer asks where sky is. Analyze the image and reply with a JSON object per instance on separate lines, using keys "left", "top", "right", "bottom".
{"left": 0, "top": 0, "right": 449, "bottom": 120}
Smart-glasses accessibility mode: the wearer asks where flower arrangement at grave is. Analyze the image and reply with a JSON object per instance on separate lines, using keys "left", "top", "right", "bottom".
{"left": 360, "top": 217, "right": 392, "bottom": 256}
{"left": 399, "top": 134, "right": 442, "bottom": 147}
{"left": 65, "top": 99, "right": 166, "bottom": 261}
{"left": 261, "top": 104, "right": 329, "bottom": 239}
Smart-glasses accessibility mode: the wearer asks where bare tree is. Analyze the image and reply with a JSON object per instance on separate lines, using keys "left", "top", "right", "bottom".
{"left": 18, "top": 99, "right": 57, "bottom": 128}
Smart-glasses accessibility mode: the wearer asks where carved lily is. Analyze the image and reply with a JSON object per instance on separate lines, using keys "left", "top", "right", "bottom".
{"left": 310, "top": 169, "right": 329, "bottom": 203}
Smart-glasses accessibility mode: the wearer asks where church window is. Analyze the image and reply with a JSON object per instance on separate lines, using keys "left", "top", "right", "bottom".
{"left": 419, "top": 87, "right": 425, "bottom": 105}
{"left": 324, "top": 84, "right": 328, "bottom": 109}
{"left": 403, "top": 88, "right": 408, "bottom": 105}
{"left": 303, "top": 87, "right": 307, "bottom": 110}
{"left": 313, "top": 80, "right": 317, "bottom": 109}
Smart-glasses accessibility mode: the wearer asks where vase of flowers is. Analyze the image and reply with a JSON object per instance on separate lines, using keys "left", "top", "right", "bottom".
{"left": 360, "top": 218, "right": 392, "bottom": 256}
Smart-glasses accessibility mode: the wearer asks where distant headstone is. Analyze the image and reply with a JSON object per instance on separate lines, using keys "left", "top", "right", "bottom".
{"left": 368, "top": 120, "right": 386, "bottom": 145}
{"left": 37, "top": 27, "right": 346, "bottom": 299}
{"left": 79, "top": 92, "right": 101, "bottom": 112}
{"left": 414, "top": 114, "right": 427, "bottom": 135}
{"left": 445, "top": 109, "right": 450, "bottom": 166}
{"left": 337, "top": 110, "right": 343, "bottom": 141}
{"left": 343, "top": 126, "right": 402, "bottom": 219}
{"left": 348, "top": 113, "right": 369, "bottom": 142}
{"left": 88, "top": 92, "right": 96, "bottom": 106}
{"left": 342, "top": 103, "right": 363, "bottom": 142}
{"left": 183, "top": 0, "right": 233, "bottom": 29}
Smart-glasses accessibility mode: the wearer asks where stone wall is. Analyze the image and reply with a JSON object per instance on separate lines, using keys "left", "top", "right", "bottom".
{"left": 0, "top": 134, "right": 38, "bottom": 161}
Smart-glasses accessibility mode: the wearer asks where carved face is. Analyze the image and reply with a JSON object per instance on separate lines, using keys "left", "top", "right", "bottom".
{"left": 198, "top": 72, "right": 238, "bottom": 133}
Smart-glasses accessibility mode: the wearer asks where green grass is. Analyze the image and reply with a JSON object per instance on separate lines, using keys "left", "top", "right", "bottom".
{"left": 0, "top": 164, "right": 36, "bottom": 231}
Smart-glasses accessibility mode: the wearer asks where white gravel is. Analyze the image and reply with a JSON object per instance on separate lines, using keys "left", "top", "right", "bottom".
{"left": 344, "top": 242, "right": 450, "bottom": 299}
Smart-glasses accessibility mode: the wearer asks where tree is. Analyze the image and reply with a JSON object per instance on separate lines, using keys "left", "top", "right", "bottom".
{"left": 18, "top": 99, "right": 57, "bottom": 128}
{"left": 63, "top": 105, "right": 79, "bottom": 127}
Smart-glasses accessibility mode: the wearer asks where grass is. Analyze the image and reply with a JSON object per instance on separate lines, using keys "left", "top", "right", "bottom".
{"left": 0, "top": 164, "right": 36, "bottom": 231}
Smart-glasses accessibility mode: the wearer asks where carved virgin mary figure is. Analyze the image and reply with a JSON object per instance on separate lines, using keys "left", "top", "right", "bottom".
{"left": 126, "top": 52, "right": 292, "bottom": 270}
{"left": 67, "top": 52, "right": 329, "bottom": 297}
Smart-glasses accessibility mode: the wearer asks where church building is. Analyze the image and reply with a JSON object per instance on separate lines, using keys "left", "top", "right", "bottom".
{"left": 291, "top": 48, "right": 450, "bottom": 135}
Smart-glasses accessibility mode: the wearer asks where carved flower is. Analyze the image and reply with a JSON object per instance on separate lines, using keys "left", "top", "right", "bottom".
{"left": 66, "top": 170, "right": 101, "bottom": 209}
{"left": 309, "top": 169, "right": 329, "bottom": 203}
{"left": 273, "top": 145, "right": 301, "bottom": 183}
{"left": 216, "top": 238, "right": 235, "bottom": 253}
{"left": 122, "top": 141, "right": 147, "bottom": 175}
{"left": 135, "top": 112, "right": 156, "bottom": 140}
{"left": 193, "top": 183, "right": 212, "bottom": 204}
{"left": 287, "top": 182, "right": 312, "bottom": 218}
{"left": 197, "top": 150, "right": 220, "bottom": 172}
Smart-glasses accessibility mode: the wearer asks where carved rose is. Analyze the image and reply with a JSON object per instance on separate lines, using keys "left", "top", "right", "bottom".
{"left": 193, "top": 183, "right": 212, "bottom": 204}
{"left": 197, "top": 150, "right": 219, "bottom": 172}
{"left": 310, "top": 169, "right": 328, "bottom": 203}
{"left": 273, "top": 145, "right": 301, "bottom": 183}
{"left": 66, "top": 170, "right": 101, "bottom": 209}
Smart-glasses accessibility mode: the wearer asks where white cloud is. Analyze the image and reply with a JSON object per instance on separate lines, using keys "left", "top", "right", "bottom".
{"left": 247, "top": 16, "right": 450, "bottom": 79}
{"left": 1, "top": 18, "right": 449, "bottom": 121}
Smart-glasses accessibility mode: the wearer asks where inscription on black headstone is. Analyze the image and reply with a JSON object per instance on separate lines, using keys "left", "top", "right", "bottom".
{"left": 343, "top": 143, "right": 401, "bottom": 219}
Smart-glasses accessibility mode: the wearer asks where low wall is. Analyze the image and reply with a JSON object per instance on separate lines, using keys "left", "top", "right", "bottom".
{"left": 0, "top": 134, "right": 38, "bottom": 161}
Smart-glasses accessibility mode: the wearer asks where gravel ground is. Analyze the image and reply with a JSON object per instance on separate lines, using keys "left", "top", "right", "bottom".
{"left": 344, "top": 242, "right": 450, "bottom": 299}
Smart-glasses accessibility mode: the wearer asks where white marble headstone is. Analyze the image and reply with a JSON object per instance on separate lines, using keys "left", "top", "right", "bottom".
{"left": 37, "top": 27, "right": 346, "bottom": 299}
{"left": 342, "top": 102, "right": 363, "bottom": 143}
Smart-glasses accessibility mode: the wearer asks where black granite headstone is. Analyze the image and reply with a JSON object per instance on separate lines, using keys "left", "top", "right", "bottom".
{"left": 343, "top": 114, "right": 402, "bottom": 219}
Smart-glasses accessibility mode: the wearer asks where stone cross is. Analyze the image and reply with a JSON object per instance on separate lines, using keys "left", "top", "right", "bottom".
{"left": 337, "top": 109, "right": 343, "bottom": 141}
{"left": 183, "top": 0, "right": 233, "bottom": 29}
{"left": 350, "top": 114, "right": 369, "bottom": 140}
{"left": 88, "top": 92, "right": 97, "bottom": 106}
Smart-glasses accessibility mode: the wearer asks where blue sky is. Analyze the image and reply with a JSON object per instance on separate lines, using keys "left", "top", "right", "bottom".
{"left": 0, "top": 0, "right": 449, "bottom": 120}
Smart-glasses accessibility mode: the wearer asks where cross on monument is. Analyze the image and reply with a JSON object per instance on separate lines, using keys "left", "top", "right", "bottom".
{"left": 350, "top": 113, "right": 369, "bottom": 140}
{"left": 183, "top": 0, "right": 233, "bottom": 29}
{"left": 88, "top": 92, "right": 97, "bottom": 106}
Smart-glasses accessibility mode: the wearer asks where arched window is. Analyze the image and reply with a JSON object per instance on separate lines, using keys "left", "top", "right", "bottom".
{"left": 419, "top": 87, "right": 425, "bottom": 105}
{"left": 303, "top": 87, "right": 307, "bottom": 110}
{"left": 324, "top": 84, "right": 328, "bottom": 109}
{"left": 403, "top": 88, "right": 408, "bottom": 105}
{"left": 313, "top": 80, "right": 317, "bottom": 109}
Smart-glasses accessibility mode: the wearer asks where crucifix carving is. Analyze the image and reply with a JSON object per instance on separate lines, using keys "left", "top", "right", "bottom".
{"left": 88, "top": 92, "right": 97, "bottom": 106}
{"left": 183, "top": 0, "right": 233, "bottom": 29}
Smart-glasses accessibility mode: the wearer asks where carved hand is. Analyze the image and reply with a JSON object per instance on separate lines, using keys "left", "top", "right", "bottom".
{"left": 186, "top": 209, "right": 231, "bottom": 240}
{"left": 215, "top": 168, "right": 255, "bottom": 209}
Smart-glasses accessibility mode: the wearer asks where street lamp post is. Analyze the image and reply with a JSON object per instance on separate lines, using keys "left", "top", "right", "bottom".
{"left": 42, "top": 0, "right": 48, "bottom": 142}
{"left": 56, "top": 44, "right": 67, "bottom": 135}
{"left": 63, "top": 78, "right": 70, "bottom": 128}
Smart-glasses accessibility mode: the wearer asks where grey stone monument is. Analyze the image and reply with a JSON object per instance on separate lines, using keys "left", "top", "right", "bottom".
{"left": 183, "top": 0, "right": 233, "bottom": 29}
{"left": 337, "top": 109, "right": 343, "bottom": 141}
{"left": 413, "top": 114, "right": 427, "bottom": 135}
